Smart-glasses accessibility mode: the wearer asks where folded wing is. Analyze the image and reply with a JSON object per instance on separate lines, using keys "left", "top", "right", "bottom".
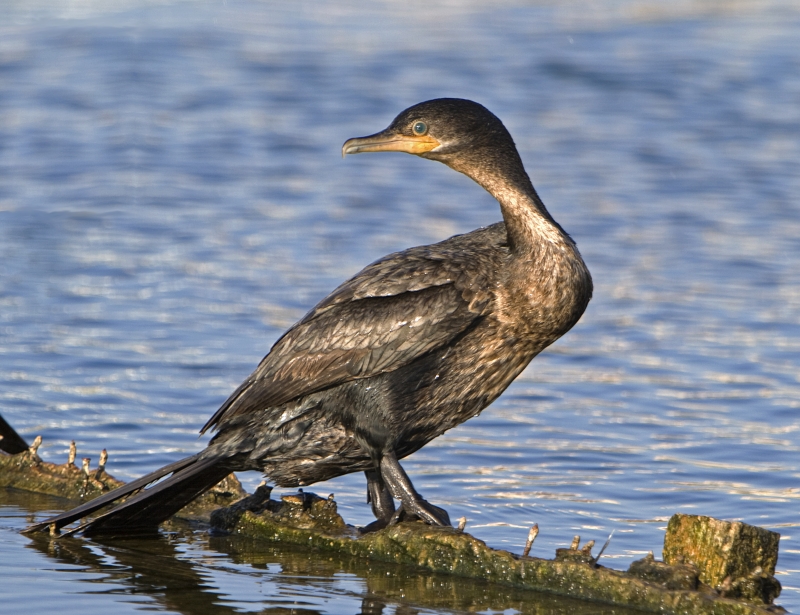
{"left": 202, "top": 225, "right": 505, "bottom": 433}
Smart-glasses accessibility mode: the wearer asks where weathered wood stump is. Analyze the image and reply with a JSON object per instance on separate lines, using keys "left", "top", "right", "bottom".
{"left": 663, "top": 513, "right": 781, "bottom": 604}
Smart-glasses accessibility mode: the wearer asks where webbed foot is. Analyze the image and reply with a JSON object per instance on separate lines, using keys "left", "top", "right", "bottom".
{"left": 378, "top": 450, "right": 452, "bottom": 527}
{"left": 389, "top": 500, "right": 451, "bottom": 526}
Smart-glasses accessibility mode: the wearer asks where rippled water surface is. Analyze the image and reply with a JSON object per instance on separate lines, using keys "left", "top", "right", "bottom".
{"left": 1, "top": 1, "right": 799, "bottom": 613}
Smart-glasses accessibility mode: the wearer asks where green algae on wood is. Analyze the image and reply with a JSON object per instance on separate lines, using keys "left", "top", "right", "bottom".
{"left": 0, "top": 446, "right": 124, "bottom": 501}
{"left": 664, "top": 513, "right": 781, "bottom": 604}
{"left": 628, "top": 551, "right": 700, "bottom": 591}
{"left": 214, "top": 492, "right": 784, "bottom": 615}
{"left": 0, "top": 441, "right": 246, "bottom": 522}
{"left": 210, "top": 484, "right": 347, "bottom": 535}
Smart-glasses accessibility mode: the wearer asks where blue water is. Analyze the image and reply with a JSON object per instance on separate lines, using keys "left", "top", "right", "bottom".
{"left": 1, "top": 1, "right": 799, "bottom": 613}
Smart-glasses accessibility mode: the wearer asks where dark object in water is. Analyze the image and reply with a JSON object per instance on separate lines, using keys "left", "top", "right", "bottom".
{"left": 28, "top": 98, "right": 592, "bottom": 537}
{"left": 0, "top": 412, "right": 29, "bottom": 455}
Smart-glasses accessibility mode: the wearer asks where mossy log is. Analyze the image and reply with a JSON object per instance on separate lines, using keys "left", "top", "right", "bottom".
{"left": 211, "top": 488, "right": 784, "bottom": 615}
{"left": 0, "top": 441, "right": 246, "bottom": 521}
{"left": 0, "top": 446, "right": 124, "bottom": 501}
{"left": 1, "top": 441, "right": 785, "bottom": 615}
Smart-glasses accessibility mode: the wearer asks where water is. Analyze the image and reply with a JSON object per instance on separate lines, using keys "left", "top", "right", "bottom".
{"left": 1, "top": 1, "right": 799, "bottom": 613}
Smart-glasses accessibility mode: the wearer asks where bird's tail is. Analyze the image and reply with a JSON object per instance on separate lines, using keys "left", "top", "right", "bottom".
{"left": 25, "top": 453, "right": 234, "bottom": 538}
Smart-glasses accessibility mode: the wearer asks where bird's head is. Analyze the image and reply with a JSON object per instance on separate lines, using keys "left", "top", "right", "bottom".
{"left": 342, "top": 98, "right": 516, "bottom": 167}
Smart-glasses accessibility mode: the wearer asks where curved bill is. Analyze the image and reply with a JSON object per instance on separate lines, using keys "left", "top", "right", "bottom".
{"left": 342, "top": 129, "right": 440, "bottom": 157}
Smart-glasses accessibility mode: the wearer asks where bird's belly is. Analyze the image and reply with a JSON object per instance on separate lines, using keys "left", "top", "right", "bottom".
{"left": 388, "top": 321, "right": 541, "bottom": 457}
{"left": 253, "top": 413, "right": 372, "bottom": 487}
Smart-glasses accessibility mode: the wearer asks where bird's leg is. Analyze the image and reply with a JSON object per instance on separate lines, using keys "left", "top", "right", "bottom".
{"left": 360, "top": 469, "right": 396, "bottom": 533}
{"left": 379, "top": 450, "right": 451, "bottom": 527}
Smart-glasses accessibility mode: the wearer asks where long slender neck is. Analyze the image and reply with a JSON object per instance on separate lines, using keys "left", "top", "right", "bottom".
{"left": 485, "top": 177, "right": 570, "bottom": 254}
{"left": 442, "top": 147, "right": 573, "bottom": 255}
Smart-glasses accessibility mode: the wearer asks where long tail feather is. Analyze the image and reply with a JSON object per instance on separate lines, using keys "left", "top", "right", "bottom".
{"left": 25, "top": 454, "right": 211, "bottom": 535}
{"left": 79, "top": 457, "right": 232, "bottom": 537}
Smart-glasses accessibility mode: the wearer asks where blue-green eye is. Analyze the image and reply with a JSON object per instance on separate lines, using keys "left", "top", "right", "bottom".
{"left": 412, "top": 121, "right": 428, "bottom": 136}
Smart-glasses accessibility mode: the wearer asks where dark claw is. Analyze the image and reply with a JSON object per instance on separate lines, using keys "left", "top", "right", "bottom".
{"left": 389, "top": 500, "right": 451, "bottom": 527}
{"left": 377, "top": 450, "right": 452, "bottom": 527}
{"left": 425, "top": 501, "right": 451, "bottom": 526}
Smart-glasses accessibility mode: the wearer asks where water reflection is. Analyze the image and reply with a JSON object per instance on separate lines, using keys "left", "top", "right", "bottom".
{"left": 28, "top": 535, "right": 235, "bottom": 615}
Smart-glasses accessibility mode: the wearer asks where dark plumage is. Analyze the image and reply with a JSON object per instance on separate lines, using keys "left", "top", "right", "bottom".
{"left": 0, "top": 412, "right": 29, "bottom": 455}
{"left": 28, "top": 98, "right": 592, "bottom": 537}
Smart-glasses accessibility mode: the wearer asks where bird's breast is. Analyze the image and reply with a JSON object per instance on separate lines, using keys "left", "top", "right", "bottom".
{"left": 497, "top": 245, "right": 592, "bottom": 347}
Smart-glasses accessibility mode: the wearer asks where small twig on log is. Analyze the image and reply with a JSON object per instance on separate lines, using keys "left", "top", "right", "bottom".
{"left": 29, "top": 435, "right": 42, "bottom": 456}
{"left": 522, "top": 523, "right": 539, "bottom": 557}
{"left": 594, "top": 530, "right": 615, "bottom": 565}
{"left": 94, "top": 449, "right": 107, "bottom": 480}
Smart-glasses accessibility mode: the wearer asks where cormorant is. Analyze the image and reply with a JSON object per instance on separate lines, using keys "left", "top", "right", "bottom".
{"left": 28, "top": 98, "right": 592, "bottom": 537}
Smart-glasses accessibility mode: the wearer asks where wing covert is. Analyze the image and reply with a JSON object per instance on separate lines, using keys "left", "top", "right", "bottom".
{"left": 201, "top": 224, "right": 507, "bottom": 434}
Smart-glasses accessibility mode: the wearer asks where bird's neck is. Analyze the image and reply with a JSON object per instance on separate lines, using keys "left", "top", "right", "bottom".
{"left": 441, "top": 146, "right": 592, "bottom": 342}
{"left": 458, "top": 159, "right": 572, "bottom": 255}
{"left": 494, "top": 184, "right": 571, "bottom": 255}
{"left": 438, "top": 144, "right": 571, "bottom": 254}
